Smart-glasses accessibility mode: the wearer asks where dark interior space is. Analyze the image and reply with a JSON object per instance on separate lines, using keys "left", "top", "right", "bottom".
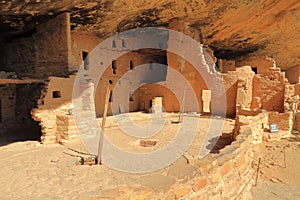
{"left": 0, "top": 83, "right": 44, "bottom": 146}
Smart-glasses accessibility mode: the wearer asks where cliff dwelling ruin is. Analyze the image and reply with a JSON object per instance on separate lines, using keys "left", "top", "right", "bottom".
{"left": 1, "top": 1, "right": 300, "bottom": 199}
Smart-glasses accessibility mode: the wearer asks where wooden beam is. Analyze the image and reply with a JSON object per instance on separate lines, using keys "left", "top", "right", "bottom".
{"left": 97, "top": 86, "right": 110, "bottom": 165}
{"left": 0, "top": 78, "right": 45, "bottom": 84}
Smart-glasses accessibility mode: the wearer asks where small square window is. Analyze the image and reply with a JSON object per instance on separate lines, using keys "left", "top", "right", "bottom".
{"left": 112, "top": 40, "right": 116, "bottom": 48}
{"left": 52, "top": 91, "right": 61, "bottom": 98}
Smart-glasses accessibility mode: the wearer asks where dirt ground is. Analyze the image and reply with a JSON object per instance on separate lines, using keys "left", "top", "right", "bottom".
{"left": 250, "top": 132, "right": 300, "bottom": 200}
{"left": 0, "top": 113, "right": 299, "bottom": 199}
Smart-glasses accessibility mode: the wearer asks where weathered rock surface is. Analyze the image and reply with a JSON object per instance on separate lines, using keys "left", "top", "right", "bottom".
{"left": 0, "top": 0, "right": 300, "bottom": 70}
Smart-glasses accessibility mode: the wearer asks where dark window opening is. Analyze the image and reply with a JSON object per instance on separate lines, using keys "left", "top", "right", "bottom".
{"left": 109, "top": 91, "right": 113, "bottom": 102}
{"left": 82, "top": 51, "right": 89, "bottom": 70}
{"left": 122, "top": 39, "right": 126, "bottom": 48}
{"left": 109, "top": 80, "right": 113, "bottom": 85}
{"left": 130, "top": 60, "right": 134, "bottom": 70}
{"left": 52, "top": 91, "right": 61, "bottom": 98}
{"left": 112, "top": 60, "right": 117, "bottom": 74}
{"left": 112, "top": 40, "right": 116, "bottom": 48}
{"left": 129, "top": 92, "right": 134, "bottom": 102}
{"left": 252, "top": 67, "right": 257, "bottom": 74}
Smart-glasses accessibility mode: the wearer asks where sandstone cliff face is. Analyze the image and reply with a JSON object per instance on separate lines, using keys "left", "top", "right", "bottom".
{"left": 1, "top": 0, "right": 300, "bottom": 70}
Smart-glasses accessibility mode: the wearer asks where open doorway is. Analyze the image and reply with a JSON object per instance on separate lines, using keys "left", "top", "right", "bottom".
{"left": 82, "top": 51, "right": 89, "bottom": 70}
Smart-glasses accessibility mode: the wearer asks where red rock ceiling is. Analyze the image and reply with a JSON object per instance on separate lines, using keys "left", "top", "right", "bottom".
{"left": 1, "top": 0, "right": 300, "bottom": 70}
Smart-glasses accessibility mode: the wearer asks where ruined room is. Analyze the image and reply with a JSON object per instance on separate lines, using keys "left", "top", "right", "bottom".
{"left": 0, "top": 1, "right": 300, "bottom": 199}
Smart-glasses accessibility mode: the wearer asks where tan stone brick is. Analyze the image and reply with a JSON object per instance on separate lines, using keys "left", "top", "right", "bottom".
{"left": 200, "top": 163, "right": 213, "bottom": 174}
{"left": 220, "top": 161, "right": 232, "bottom": 176}
{"left": 192, "top": 178, "right": 208, "bottom": 191}
{"left": 211, "top": 170, "right": 222, "bottom": 183}
{"left": 175, "top": 186, "right": 192, "bottom": 199}
{"left": 234, "top": 152, "right": 246, "bottom": 167}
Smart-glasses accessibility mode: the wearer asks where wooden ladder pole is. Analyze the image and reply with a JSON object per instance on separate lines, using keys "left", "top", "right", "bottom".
{"left": 283, "top": 146, "right": 287, "bottom": 168}
{"left": 97, "top": 86, "right": 110, "bottom": 165}
{"left": 254, "top": 156, "right": 261, "bottom": 186}
{"left": 178, "top": 87, "right": 187, "bottom": 123}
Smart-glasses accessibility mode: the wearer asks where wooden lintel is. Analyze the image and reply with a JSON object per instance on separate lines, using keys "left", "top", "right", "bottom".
{"left": 0, "top": 79, "right": 45, "bottom": 85}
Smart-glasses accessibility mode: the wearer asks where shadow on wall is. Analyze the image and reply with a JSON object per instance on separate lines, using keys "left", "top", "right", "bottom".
{"left": 0, "top": 83, "right": 44, "bottom": 147}
{"left": 208, "top": 132, "right": 234, "bottom": 154}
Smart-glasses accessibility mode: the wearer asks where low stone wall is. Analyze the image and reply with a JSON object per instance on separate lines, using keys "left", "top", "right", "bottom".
{"left": 178, "top": 126, "right": 253, "bottom": 200}
{"left": 94, "top": 122, "right": 255, "bottom": 200}
{"left": 235, "top": 110, "right": 292, "bottom": 144}
{"left": 268, "top": 111, "right": 293, "bottom": 132}
{"left": 234, "top": 111, "right": 268, "bottom": 143}
{"left": 56, "top": 115, "right": 78, "bottom": 144}
{"left": 31, "top": 76, "right": 76, "bottom": 143}
{"left": 293, "top": 112, "right": 300, "bottom": 132}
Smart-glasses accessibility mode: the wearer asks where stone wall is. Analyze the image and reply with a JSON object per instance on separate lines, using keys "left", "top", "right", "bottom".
{"left": 0, "top": 70, "right": 44, "bottom": 137}
{"left": 268, "top": 111, "right": 293, "bottom": 132}
{"left": 55, "top": 115, "right": 78, "bottom": 144}
{"left": 294, "top": 112, "right": 300, "bottom": 132}
{"left": 284, "top": 85, "right": 298, "bottom": 112}
{"left": 70, "top": 32, "right": 103, "bottom": 73}
{"left": 110, "top": 121, "right": 255, "bottom": 199}
{"left": 136, "top": 84, "right": 180, "bottom": 112}
{"left": 285, "top": 65, "right": 300, "bottom": 84}
{"left": 235, "top": 66, "right": 255, "bottom": 109}
{"left": 235, "top": 56, "right": 276, "bottom": 75}
{"left": 15, "top": 83, "right": 44, "bottom": 138}
{"left": 293, "top": 84, "right": 300, "bottom": 111}
{"left": 95, "top": 50, "right": 168, "bottom": 117}
{"left": 187, "top": 126, "right": 254, "bottom": 199}
{"left": 293, "top": 83, "right": 300, "bottom": 96}
{"left": 31, "top": 76, "right": 76, "bottom": 143}
{"left": 165, "top": 127, "right": 253, "bottom": 199}
{"left": 166, "top": 52, "right": 209, "bottom": 113}
{"left": 221, "top": 72, "right": 238, "bottom": 117}
{"left": 235, "top": 110, "right": 292, "bottom": 144}
{"left": 220, "top": 66, "right": 254, "bottom": 117}
{"left": 234, "top": 111, "right": 268, "bottom": 143}
{"left": 0, "top": 84, "right": 16, "bottom": 134}
{"left": 218, "top": 59, "right": 236, "bottom": 73}
{"left": 0, "top": 12, "right": 71, "bottom": 79}
{"left": 251, "top": 69, "right": 288, "bottom": 112}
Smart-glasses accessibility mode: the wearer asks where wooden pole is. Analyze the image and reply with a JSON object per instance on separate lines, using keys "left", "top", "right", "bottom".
{"left": 254, "top": 157, "right": 261, "bottom": 186}
{"left": 97, "top": 86, "right": 110, "bottom": 165}
{"left": 283, "top": 146, "right": 286, "bottom": 168}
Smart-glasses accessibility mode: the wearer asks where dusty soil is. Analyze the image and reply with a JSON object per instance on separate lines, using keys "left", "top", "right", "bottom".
{"left": 250, "top": 133, "right": 300, "bottom": 199}
{"left": 103, "top": 112, "right": 234, "bottom": 155}
{"left": 0, "top": 113, "right": 299, "bottom": 199}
